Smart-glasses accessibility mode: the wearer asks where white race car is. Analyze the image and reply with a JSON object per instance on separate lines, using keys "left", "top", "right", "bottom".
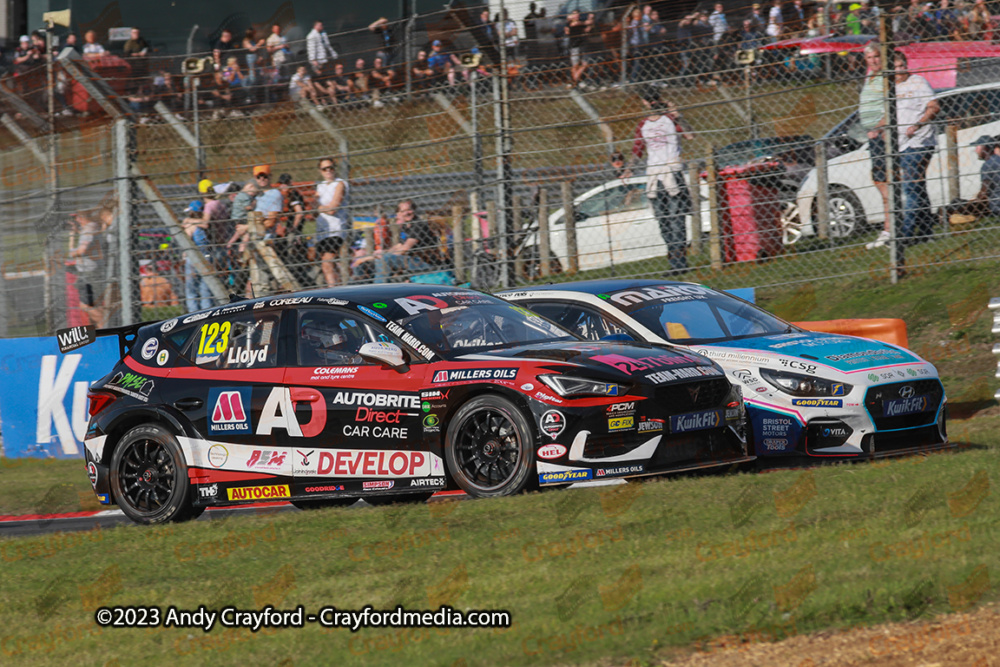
{"left": 500, "top": 279, "right": 949, "bottom": 459}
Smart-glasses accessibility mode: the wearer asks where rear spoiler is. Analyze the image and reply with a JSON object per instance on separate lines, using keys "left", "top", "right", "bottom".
{"left": 55, "top": 321, "right": 156, "bottom": 358}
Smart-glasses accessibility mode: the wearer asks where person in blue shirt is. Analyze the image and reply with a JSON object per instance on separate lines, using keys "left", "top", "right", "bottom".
{"left": 181, "top": 199, "right": 213, "bottom": 311}
{"left": 946, "top": 135, "right": 1000, "bottom": 220}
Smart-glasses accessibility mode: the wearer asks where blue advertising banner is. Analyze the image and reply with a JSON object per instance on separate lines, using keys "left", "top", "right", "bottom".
{"left": 0, "top": 336, "right": 119, "bottom": 458}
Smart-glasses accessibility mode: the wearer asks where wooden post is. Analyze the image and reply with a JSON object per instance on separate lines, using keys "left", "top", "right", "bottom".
{"left": 562, "top": 180, "right": 578, "bottom": 274}
{"left": 485, "top": 199, "right": 498, "bottom": 240}
{"left": 706, "top": 152, "right": 722, "bottom": 270}
{"left": 538, "top": 187, "right": 550, "bottom": 278}
{"left": 689, "top": 164, "right": 702, "bottom": 255}
{"left": 338, "top": 237, "right": 350, "bottom": 284}
{"left": 945, "top": 123, "right": 959, "bottom": 235}
{"left": 452, "top": 205, "right": 464, "bottom": 282}
{"left": 816, "top": 141, "right": 830, "bottom": 240}
{"left": 511, "top": 196, "right": 524, "bottom": 282}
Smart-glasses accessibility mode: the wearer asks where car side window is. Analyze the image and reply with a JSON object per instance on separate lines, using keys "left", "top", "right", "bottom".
{"left": 184, "top": 313, "right": 280, "bottom": 369}
{"left": 653, "top": 301, "right": 728, "bottom": 342}
{"left": 297, "top": 309, "right": 380, "bottom": 367}
{"left": 527, "top": 301, "right": 628, "bottom": 340}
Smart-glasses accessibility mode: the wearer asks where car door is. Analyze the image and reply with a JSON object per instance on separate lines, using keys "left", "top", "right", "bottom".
{"left": 280, "top": 307, "right": 430, "bottom": 483}
{"left": 164, "top": 308, "right": 285, "bottom": 478}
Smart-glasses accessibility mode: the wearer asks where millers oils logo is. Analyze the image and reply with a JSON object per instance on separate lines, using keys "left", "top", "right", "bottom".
{"left": 226, "top": 484, "right": 291, "bottom": 501}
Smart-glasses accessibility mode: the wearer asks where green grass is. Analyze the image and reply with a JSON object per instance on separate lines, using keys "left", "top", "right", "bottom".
{"left": 0, "top": 429, "right": 997, "bottom": 666}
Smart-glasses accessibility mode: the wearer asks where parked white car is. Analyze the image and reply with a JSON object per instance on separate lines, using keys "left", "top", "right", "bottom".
{"left": 794, "top": 81, "right": 1000, "bottom": 240}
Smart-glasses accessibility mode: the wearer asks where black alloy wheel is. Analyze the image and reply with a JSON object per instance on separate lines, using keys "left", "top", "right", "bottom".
{"left": 110, "top": 425, "right": 203, "bottom": 525}
{"left": 445, "top": 395, "right": 534, "bottom": 497}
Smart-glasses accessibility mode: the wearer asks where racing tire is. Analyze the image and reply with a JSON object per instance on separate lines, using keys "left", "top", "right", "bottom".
{"left": 364, "top": 493, "right": 435, "bottom": 506}
{"left": 290, "top": 498, "right": 358, "bottom": 510}
{"left": 445, "top": 395, "right": 535, "bottom": 498}
{"left": 819, "top": 186, "right": 865, "bottom": 240}
{"left": 110, "top": 425, "right": 203, "bottom": 525}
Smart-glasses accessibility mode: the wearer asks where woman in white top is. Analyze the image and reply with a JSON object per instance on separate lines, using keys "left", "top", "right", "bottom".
{"left": 315, "top": 156, "right": 349, "bottom": 286}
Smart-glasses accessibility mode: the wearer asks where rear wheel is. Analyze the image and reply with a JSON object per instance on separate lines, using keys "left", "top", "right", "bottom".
{"left": 825, "top": 186, "right": 865, "bottom": 239}
{"left": 110, "top": 425, "right": 203, "bottom": 525}
{"left": 445, "top": 395, "right": 534, "bottom": 498}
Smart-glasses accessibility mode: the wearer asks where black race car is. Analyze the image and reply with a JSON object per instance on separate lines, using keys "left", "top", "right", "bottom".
{"left": 68, "top": 285, "right": 751, "bottom": 524}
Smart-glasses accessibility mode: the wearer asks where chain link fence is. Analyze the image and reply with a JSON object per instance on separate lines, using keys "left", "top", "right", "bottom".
{"left": 2, "top": 6, "right": 1000, "bottom": 335}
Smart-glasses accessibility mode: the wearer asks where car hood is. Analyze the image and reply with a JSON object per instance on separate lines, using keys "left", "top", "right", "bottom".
{"left": 693, "top": 331, "right": 927, "bottom": 373}
{"left": 457, "top": 341, "right": 723, "bottom": 383}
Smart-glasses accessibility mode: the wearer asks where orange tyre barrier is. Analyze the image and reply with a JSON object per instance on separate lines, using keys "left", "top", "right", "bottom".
{"left": 792, "top": 318, "right": 909, "bottom": 349}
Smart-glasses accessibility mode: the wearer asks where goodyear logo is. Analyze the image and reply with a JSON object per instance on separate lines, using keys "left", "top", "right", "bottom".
{"left": 670, "top": 409, "right": 722, "bottom": 433}
{"left": 790, "top": 398, "right": 843, "bottom": 408}
{"left": 227, "top": 484, "right": 291, "bottom": 501}
{"left": 608, "top": 416, "right": 634, "bottom": 431}
{"left": 538, "top": 469, "right": 593, "bottom": 484}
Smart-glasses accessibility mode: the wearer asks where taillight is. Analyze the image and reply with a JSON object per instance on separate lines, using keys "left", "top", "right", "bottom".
{"left": 87, "top": 391, "right": 115, "bottom": 417}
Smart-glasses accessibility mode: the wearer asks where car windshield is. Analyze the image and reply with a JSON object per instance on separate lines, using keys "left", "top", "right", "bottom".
{"left": 384, "top": 293, "right": 578, "bottom": 359}
{"left": 603, "top": 285, "right": 792, "bottom": 344}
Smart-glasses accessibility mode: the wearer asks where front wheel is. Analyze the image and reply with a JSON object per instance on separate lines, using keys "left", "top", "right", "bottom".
{"left": 823, "top": 186, "right": 865, "bottom": 240}
{"left": 445, "top": 395, "right": 534, "bottom": 498}
{"left": 110, "top": 424, "right": 203, "bottom": 525}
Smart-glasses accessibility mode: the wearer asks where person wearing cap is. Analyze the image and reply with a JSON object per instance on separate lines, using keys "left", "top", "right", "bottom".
{"left": 632, "top": 89, "right": 694, "bottom": 274}
{"left": 253, "top": 165, "right": 283, "bottom": 227}
{"left": 428, "top": 39, "right": 460, "bottom": 86}
{"left": 276, "top": 173, "right": 310, "bottom": 284}
{"left": 946, "top": 136, "right": 1000, "bottom": 221}
{"left": 13, "top": 35, "right": 40, "bottom": 75}
{"left": 181, "top": 200, "right": 213, "bottom": 311}
{"left": 315, "top": 156, "right": 350, "bottom": 287}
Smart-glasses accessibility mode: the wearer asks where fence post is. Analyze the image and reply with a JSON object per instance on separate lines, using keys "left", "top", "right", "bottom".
{"left": 878, "top": 17, "right": 901, "bottom": 284}
{"left": 815, "top": 141, "right": 829, "bottom": 240}
{"left": 538, "top": 187, "right": 550, "bottom": 278}
{"left": 562, "top": 180, "right": 578, "bottom": 274}
{"left": 706, "top": 151, "right": 722, "bottom": 270}
{"left": 945, "top": 123, "right": 959, "bottom": 235}
{"left": 114, "top": 117, "right": 135, "bottom": 325}
{"left": 339, "top": 241, "right": 350, "bottom": 285}
{"left": 689, "top": 164, "right": 702, "bottom": 255}
{"left": 452, "top": 205, "right": 464, "bottom": 283}
{"left": 486, "top": 199, "right": 497, "bottom": 241}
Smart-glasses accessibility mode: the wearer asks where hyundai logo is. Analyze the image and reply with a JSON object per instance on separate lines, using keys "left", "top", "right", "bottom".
{"left": 899, "top": 385, "right": 915, "bottom": 398}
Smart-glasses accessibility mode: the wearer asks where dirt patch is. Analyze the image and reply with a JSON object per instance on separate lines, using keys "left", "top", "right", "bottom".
{"left": 663, "top": 604, "right": 995, "bottom": 666}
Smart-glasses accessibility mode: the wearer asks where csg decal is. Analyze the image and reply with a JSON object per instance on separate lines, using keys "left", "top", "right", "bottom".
{"left": 226, "top": 484, "right": 290, "bottom": 501}
{"left": 540, "top": 410, "right": 566, "bottom": 439}
{"left": 537, "top": 443, "right": 567, "bottom": 460}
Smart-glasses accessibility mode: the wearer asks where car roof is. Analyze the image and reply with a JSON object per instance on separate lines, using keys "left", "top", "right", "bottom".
{"left": 499, "top": 279, "right": 705, "bottom": 295}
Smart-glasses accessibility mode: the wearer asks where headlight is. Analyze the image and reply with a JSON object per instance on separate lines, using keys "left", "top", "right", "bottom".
{"left": 538, "top": 375, "right": 623, "bottom": 397}
{"left": 759, "top": 369, "right": 852, "bottom": 397}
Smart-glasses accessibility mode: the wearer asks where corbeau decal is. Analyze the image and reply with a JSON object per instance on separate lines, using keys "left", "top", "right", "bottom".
{"left": 540, "top": 410, "right": 566, "bottom": 439}
{"left": 227, "top": 484, "right": 290, "bottom": 501}
{"left": 670, "top": 409, "right": 723, "bottom": 433}
{"left": 432, "top": 368, "right": 518, "bottom": 383}
{"left": 257, "top": 387, "right": 327, "bottom": 437}
{"left": 208, "top": 388, "right": 253, "bottom": 434}
{"left": 537, "top": 443, "right": 567, "bottom": 460}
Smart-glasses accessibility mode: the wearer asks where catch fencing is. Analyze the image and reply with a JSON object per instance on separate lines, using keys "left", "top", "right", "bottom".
{"left": 1, "top": 8, "right": 1000, "bottom": 336}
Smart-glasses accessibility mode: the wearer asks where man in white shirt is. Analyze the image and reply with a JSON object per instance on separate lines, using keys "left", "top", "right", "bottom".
{"left": 82, "top": 30, "right": 106, "bottom": 59}
{"left": 632, "top": 90, "right": 694, "bottom": 273}
{"left": 892, "top": 51, "right": 940, "bottom": 247}
{"left": 709, "top": 3, "right": 729, "bottom": 43}
{"left": 307, "top": 20, "right": 338, "bottom": 76}
{"left": 266, "top": 24, "right": 289, "bottom": 77}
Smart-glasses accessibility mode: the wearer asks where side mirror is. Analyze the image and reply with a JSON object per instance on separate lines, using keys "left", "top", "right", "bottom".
{"left": 359, "top": 342, "right": 407, "bottom": 370}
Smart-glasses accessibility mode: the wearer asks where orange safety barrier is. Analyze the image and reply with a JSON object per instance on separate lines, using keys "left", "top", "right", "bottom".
{"left": 792, "top": 319, "right": 909, "bottom": 349}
